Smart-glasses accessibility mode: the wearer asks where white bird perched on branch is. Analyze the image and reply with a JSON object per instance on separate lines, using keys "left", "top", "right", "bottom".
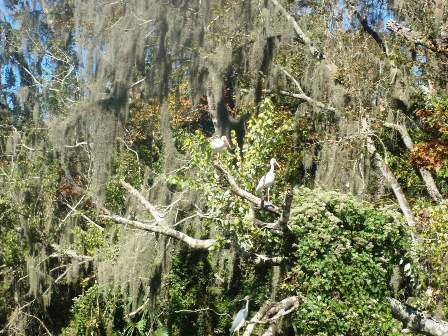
{"left": 230, "top": 296, "right": 250, "bottom": 336}
{"left": 210, "top": 135, "right": 231, "bottom": 154}
{"left": 255, "top": 158, "right": 280, "bottom": 202}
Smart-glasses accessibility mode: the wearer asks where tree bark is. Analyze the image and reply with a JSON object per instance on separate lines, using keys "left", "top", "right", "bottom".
{"left": 103, "top": 214, "right": 217, "bottom": 250}
{"left": 390, "top": 298, "right": 448, "bottom": 336}
{"left": 384, "top": 123, "right": 443, "bottom": 202}
{"left": 363, "top": 121, "right": 418, "bottom": 227}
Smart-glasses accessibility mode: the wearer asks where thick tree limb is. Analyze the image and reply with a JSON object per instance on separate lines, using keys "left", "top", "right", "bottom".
{"left": 103, "top": 214, "right": 217, "bottom": 250}
{"left": 214, "top": 163, "right": 281, "bottom": 215}
{"left": 242, "top": 252, "right": 285, "bottom": 266}
{"left": 363, "top": 121, "right": 417, "bottom": 227}
{"left": 355, "top": 12, "right": 388, "bottom": 55}
{"left": 270, "top": 0, "right": 324, "bottom": 59}
{"left": 390, "top": 298, "right": 448, "bottom": 336}
{"left": 384, "top": 122, "right": 443, "bottom": 202}
{"left": 276, "top": 191, "right": 293, "bottom": 232}
{"left": 243, "top": 303, "right": 272, "bottom": 336}
{"left": 260, "top": 296, "right": 301, "bottom": 323}
{"left": 387, "top": 20, "right": 448, "bottom": 56}
{"left": 104, "top": 214, "right": 284, "bottom": 264}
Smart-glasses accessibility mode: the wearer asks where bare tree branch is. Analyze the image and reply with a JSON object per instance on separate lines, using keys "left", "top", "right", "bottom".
{"left": 276, "top": 190, "right": 293, "bottom": 232}
{"left": 362, "top": 121, "right": 418, "bottom": 227}
{"left": 387, "top": 20, "right": 448, "bottom": 56}
{"left": 213, "top": 163, "right": 281, "bottom": 215}
{"left": 102, "top": 214, "right": 217, "bottom": 250}
{"left": 120, "top": 180, "right": 165, "bottom": 223}
{"left": 390, "top": 298, "right": 448, "bottom": 336}
{"left": 243, "top": 303, "right": 272, "bottom": 336}
{"left": 270, "top": 0, "right": 324, "bottom": 59}
{"left": 384, "top": 122, "right": 443, "bottom": 202}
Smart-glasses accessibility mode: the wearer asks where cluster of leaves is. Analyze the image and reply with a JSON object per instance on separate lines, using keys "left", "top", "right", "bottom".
{"left": 411, "top": 98, "right": 448, "bottom": 183}
{"left": 283, "top": 188, "right": 409, "bottom": 335}
{"left": 414, "top": 201, "right": 448, "bottom": 317}
{"left": 0, "top": 198, "right": 24, "bottom": 326}
{"left": 61, "top": 284, "right": 124, "bottom": 336}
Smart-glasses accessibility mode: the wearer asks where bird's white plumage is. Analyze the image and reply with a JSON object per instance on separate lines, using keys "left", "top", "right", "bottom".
{"left": 255, "top": 158, "right": 279, "bottom": 193}
{"left": 230, "top": 297, "right": 250, "bottom": 335}
{"left": 255, "top": 170, "right": 275, "bottom": 192}
{"left": 210, "top": 135, "right": 230, "bottom": 153}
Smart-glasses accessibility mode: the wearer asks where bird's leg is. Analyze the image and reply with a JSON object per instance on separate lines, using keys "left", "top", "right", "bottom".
{"left": 267, "top": 187, "right": 270, "bottom": 202}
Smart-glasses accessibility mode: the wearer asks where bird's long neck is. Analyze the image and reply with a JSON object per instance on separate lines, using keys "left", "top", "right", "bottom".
{"left": 245, "top": 299, "right": 249, "bottom": 311}
{"left": 270, "top": 162, "right": 276, "bottom": 172}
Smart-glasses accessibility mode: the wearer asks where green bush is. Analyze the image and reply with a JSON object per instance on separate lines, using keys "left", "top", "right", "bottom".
{"left": 283, "top": 188, "right": 408, "bottom": 335}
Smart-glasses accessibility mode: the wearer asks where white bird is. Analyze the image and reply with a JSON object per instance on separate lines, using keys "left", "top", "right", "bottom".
{"left": 230, "top": 296, "right": 250, "bottom": 336}
{"left": 210, "top": 135, "right": 231, "bottom": 153}
{"left": 255, "top": 158, "right": 280, "bottom": 202}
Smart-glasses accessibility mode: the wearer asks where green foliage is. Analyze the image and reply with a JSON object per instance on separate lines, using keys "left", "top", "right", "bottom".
{"left": 167, "top": 250, "right": 230, "bottom": 336}
{"left": 283, "top": 188, "right": 408, "bottom": 335}
{"left": 414, "top": 201, "right": 448, "bottom": 317}
{"left": 61, "top": 284, "right": 124, "bottom": 336}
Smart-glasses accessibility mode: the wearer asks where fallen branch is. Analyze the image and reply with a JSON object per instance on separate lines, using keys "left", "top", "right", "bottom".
{"left": 213, "top": 163, "right": 281, "bottom": 215}
{"left": 390, "top": 298, "right": 448, "bottom": 336}
{"left": 243, "top": 303, "right": 272, "bottom": 336}
{"left": 387, "top": 20, "right": 448, "bottom": 56}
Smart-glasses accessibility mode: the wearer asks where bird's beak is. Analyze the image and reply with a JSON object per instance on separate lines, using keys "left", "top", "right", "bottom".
{"left": 275, "top": 161, "right": 280, "bottom": 168}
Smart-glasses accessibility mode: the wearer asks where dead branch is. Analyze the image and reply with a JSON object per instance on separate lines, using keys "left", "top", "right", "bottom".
{"left": 102, "top": 214, "right": 217, "bottom": 250}
{"left": 387, "top": 20, "right": 448, "bottom": 56}
{"left": 126, "top": 298, "right": 150, "bottom": 319}
{"left": 243, "top": 303, "right": 272, "bottom": 336}
{"left": 270, "top": 0, "right": 324, "bottom": 59}
{"left": 242, "top": 251, "right": 285, "bottom": 266}
{"left": 174, "top": 307, "right": 231, "bottom": 318}
{"left": 384, "top": 122, "right": 443, "bottom": 202}
{"left": 390, "top": 298, "right": 448, "bottom": 336}
{"left": 213, "top": 163, "right": 281, "bottom": 215}
{"left": 120, "top": 180, "right": 165, "bottom": 223}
